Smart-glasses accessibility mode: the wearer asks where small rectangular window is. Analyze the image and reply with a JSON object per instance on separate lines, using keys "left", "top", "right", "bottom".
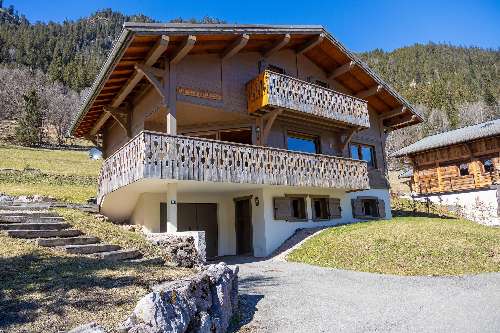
{"left": 459, "top": 163, "right": 469, "bottom": 176}
{"left": 287, "top": 132, "right": 319, "bottom": 154}
{"left": 273, "top": 196, "right": 307, "bottom": 221}
{"left": 312, "top": 197, "right": 329, "bottom": 220}
{"left": 350, "top": 143, "right": 376, "bottom": 169}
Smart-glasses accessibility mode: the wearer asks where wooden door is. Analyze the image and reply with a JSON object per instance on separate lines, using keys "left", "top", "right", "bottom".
{"left": 235, "top": 198, "right": 253, "bottom": 255}
{"left": 178, "top": 203, "right": 218, "bottom": 258}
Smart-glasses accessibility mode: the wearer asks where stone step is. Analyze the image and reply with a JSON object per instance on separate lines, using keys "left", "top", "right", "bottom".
{"left": 0, "top": 204, "right": 51, "bottom": 211}
{"left": 38, "top": 236, "right": 100, "bottom": 247}
{"left": 0, "top": 211, "right": 56, "bottom": 217}
{"left": 65, "top": 244, "right": 121, "bottom": 255}
{"left": 97, "top": 249, "right": 141, "bottom": 261}
{"left": 128, "top": 257, "right": 165, "bottom": 265}
{"left": 7, "top": 229, "right": 83, "bottom": 239}
{"left": 0, "top": 222, "right": 69, "bottom": 231}
{"left": 0, "top": 216, "right": 64, "bottom": 224}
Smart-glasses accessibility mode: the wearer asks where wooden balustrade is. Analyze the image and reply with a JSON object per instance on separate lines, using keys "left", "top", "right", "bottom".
{"left": 98, "top": 131, "right": 370, "bottom": 202}
{"left": 246, "top": 70, "right": 370, "bottom": 128}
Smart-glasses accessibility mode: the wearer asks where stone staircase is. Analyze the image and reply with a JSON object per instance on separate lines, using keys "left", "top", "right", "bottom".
{"left": 0, "top": 202, "right": 150, "bottom": 262}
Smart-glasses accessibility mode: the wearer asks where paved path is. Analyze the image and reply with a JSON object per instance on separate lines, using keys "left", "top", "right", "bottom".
{"left": 224, "top": 257, "right": 500, "bottom": 333}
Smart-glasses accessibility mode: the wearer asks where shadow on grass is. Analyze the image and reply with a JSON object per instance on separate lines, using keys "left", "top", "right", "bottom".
{"left": 0, "top": 251, "right": 159, "bottom": 330}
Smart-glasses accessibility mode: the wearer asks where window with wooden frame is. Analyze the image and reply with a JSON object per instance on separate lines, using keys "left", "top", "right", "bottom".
{"left": 287, "top": 132, "right": 320, "bottom": 154}
{"left": 183, "top": 128, "right": 252, "bottom": 145}
{"left": 273, "top": 196, "right": 307, "bottom": 221}
{"left": 350, "top": 143, "right": 376, "bottom": 169}
{"left": 459, "top": 163, "right": 469, "bottom": 176}
{"left": 481, "top": 157, "right": 494, "bottom": 173}
{"left": 351, "top": 197, "right": 386, "bottom": 219}
{"left": 311, "top": 197, "right": 342, "bottom": 221}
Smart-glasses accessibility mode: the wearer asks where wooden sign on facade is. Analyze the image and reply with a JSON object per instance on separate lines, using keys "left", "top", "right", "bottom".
{"left": 177, "top": 86, "right": 223, "bottom": 101}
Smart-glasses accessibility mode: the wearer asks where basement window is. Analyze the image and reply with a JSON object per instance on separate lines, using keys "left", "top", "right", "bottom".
{"left": 273, "top": 196, "right": 307, "bottom": 221}
{"left": 312, "top": 197, "right": 329, "bottom": 220}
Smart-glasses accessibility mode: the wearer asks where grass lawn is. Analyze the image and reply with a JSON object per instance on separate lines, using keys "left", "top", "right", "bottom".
{"left": 0, "top": 208, "right": 191, "bottom": 332}
{"left": 288, "top": 216, "right": 500, "bottom": 276}
{"left": 0, "top": 144, "right": 100, "bottom": 203}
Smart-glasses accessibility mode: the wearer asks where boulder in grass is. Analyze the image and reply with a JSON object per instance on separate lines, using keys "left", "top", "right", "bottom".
{"left": 119, "top": 262, "right": 238, "bottom": 333}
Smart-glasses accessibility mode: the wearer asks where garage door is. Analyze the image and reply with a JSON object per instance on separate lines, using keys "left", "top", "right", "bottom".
{"left": 178, "top": 203, "right": 218, "bottom": 258}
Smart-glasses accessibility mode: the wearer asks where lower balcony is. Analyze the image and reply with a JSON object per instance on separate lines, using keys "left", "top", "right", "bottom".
{"left": 97, "top": 131, "right": 369, "bottom": 203}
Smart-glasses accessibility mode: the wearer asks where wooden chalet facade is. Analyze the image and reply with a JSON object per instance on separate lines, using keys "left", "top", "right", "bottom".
{"left": 70, "top": 23, "right": 421, "bottom": 257}
{"left": 393, "top": 120, "right": 500, "bottom": 226}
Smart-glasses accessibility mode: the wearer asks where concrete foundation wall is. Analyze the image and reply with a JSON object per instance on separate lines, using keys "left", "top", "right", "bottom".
{"left": 417, "top": 189, "right": 499, "bottom": 226}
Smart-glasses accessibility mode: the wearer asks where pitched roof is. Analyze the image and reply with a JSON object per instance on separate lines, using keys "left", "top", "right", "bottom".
{"left": 392, "top": 119, "right": 500, "bottom": 157}
{"left": 69, "top": 23, "right": 422, "bottom": 137}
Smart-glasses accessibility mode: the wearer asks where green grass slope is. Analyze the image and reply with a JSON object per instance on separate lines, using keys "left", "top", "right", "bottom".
{"left": 0, "top": 144, "right": 101, "bottom": 202}
{"left": 288, "top": 216, "right": 500, "bottom": 276}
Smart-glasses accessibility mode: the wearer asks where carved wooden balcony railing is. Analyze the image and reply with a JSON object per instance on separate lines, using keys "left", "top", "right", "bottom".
{"left": 97, "top": 131, "right": 370, "bottom": 202}
{"left": 246, "top": 70, "right": 370, "bottom": 128}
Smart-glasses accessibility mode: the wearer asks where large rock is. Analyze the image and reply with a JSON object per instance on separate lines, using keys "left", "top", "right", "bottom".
{"left": 147, "top": 232, "right": 206, "bottom": 268}
{"left": 119, "top": 262, "right": 238, "bottom": 333}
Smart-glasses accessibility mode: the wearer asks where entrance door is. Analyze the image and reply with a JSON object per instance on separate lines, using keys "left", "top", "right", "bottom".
{"left": 178, "top": 203, "right": 218, "bottom": 258}
{"left": 235, "top": 198, "right": 253, "bottom": 255}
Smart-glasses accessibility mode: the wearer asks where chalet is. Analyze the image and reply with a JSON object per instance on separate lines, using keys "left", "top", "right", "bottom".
{"left": 70, "top": 23, "right": 422, "bottom": 258}
{"left": 393, "top": 120, "right": 500, "bottom": 225}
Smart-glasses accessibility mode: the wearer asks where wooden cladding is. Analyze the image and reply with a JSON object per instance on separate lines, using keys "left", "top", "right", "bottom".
{"left": 246, "top": 70, "right": 370, "bottom": 128}
{"left": 411, "top": 136, "right": 500, "bottom": 194}
{"left": 97, "top": 131, "right": 369, "bottom": 203}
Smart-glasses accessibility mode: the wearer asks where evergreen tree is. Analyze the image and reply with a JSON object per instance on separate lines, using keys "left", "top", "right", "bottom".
{"left": 15, "top": 89, "right": 43, "bottom": 146}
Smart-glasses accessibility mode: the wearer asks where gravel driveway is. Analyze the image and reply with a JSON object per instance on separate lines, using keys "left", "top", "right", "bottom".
{"left": 224, "top": 257, "right": 500, "bottom": 333}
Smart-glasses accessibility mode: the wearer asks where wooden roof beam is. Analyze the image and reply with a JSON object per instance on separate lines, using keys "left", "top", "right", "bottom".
{"left": 170, "top": 35, "right": 196, "bottom": 64}
{"left": 134, "top": 63, "right": 166, "bottom": 99}
{"left": 90, "top": 35, "right": 170, "bottom": 136}
{"left": 356, "top": 84, "right": 383, "bottom": 99}
{"left": 263, "top": 34, "right": 291, "bottom": 58}
{"left": 221, "top": 34, "right": 250, "bottom": 60}
{"left": 328, "top": 61, "right": 356, "bottom": 79}
{"left": 387, "top": 115, "right": 418, "bottom": 130}
{"left": 379, "top": 106, "right": 407, "bottom": 120}
{"left": 296, "top": 33, "right": 325, "bottom": 55}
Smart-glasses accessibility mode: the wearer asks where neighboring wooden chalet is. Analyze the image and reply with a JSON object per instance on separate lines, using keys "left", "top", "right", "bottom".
{"left": 70, "top": 23, "right": 421, "bottom": 257}
{"left": 393, "top": 120, "right": 500, "bottom": 194}
{"left": 393, "top": 120, "right": 500, "bottom": 225}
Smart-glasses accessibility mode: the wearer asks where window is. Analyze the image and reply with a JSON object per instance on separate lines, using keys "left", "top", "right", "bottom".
{"left": 352, "top": 197, "right": 386, "bottom": 219}
{"left": 184, "top": 128, "right": 252, "bottom": 145}
{"left": 273, "top": 196, "right": 307, "bottom": 221}
{"left": 311, "top": 197, "right": 342, "bottom": 220}
{"left": 312, "top": 197, "right": 329, "bottom": 220}
{"left": 482, "top": 158, "right": 494, "bottom": 173}
{"left": 459, "top": 163, "right": 469, "bottom": 176}
{"left": 350, "top": 143, "right": 376, "bottom": 169}
{"left": 287, "top": 132, "right": 319, "bottom": 154}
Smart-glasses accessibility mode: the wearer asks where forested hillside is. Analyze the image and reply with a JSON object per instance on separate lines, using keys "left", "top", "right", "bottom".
{"left": 0, "top": 5, "right": 497, "bottom": 155}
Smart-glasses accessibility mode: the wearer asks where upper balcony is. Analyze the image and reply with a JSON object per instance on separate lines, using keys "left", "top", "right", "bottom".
{"left": 98, "top": 131, "right": 369, "bottom": 203}
{"left": 246, "top": 70, "right": 370, "bottom": 128}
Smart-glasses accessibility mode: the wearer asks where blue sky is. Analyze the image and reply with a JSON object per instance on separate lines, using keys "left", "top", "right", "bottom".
{"left": 6, "top": 0, "right": 500, "bottom": 52}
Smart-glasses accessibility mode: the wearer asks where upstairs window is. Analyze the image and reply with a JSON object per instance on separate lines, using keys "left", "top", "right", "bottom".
{"left": 459, "top": 163, "right": 469, "bottom": 176}
{"left": 350, "top": 143, "right": 376, "bottom": 169}
{"left": 287, "top": 132, "right": 320, "bottom": 154}
{"left": 482, "top": 158, "right": 494, "bottom": 173}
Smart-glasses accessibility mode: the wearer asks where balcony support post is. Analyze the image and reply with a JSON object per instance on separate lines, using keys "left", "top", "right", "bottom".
{"left": 256, "top": 109, "right": 282, "bottom": 145}
{"left": 166, "top": 183, "right": 178, "bottom": 233}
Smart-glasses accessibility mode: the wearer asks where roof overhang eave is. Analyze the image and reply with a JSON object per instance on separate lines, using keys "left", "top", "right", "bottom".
{"left": 69, "top": 28, "right": 135, "bottom": 137}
